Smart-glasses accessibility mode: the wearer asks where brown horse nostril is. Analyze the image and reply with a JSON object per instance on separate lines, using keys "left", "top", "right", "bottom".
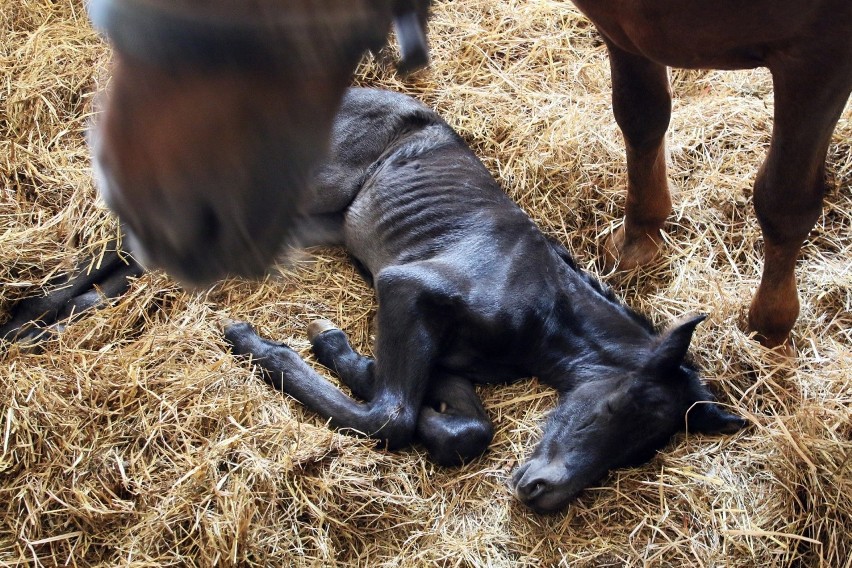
{"left": 199, "top": 204, "right": 221, "bottom": 244}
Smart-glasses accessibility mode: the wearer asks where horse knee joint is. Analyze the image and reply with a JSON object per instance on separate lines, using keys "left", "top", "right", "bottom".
{"left": 611, "top": 79, "right": 671, "bottom": 150}
{"left": 618, "top": 114, "right": 670, "bottom": 153}
{"left": 370, "top": 403, "right": 419, "bottom": 451}
{"left": 753, "top": 166, "right": 825, "bottom": 246}
{"left": 417, "top": 409, "right": 494, "bottom": 466}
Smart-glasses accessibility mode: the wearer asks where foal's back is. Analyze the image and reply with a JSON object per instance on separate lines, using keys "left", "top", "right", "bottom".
{"left": 310, "top": 88, "right": 553, "bottom": 280}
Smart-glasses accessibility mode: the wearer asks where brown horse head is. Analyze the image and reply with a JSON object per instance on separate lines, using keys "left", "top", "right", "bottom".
{"left": 88, "top": 0, "right": 428, "bottom": 285}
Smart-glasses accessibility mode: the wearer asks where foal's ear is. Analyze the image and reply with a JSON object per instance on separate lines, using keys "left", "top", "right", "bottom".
{"left": 647, "top": 314, "right": 707, "bottom": 374}
{"left": 686, "top": 402, "right": 747, "bottom": 434}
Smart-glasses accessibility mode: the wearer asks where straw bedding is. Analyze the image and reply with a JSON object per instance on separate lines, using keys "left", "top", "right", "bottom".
{"left": 2, "top": 1, "right": 851, "bottom": 566}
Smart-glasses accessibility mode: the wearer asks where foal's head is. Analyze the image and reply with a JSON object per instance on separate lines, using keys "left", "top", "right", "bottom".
{"left": 511, "top": 315, "right": 745, "bottom": 514}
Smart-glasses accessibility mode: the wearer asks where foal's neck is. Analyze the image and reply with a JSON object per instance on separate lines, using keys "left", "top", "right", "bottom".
{"left": 536, "top": 266, "right": 655, "bottom": 390}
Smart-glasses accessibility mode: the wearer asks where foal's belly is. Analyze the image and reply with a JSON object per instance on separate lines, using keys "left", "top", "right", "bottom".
{"left": 434, "top": 278, "right": 557, "bottom": 386}
{"left": 436, "top": 339, "right": 531, "bottom": 385}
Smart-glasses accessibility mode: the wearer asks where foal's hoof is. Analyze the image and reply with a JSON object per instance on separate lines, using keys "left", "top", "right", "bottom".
{"left": 602, "top": 225, "right": 663, "bottom": 271}
{"left": 217, "top": 317, "right": 242, "bottom": 330}
{"left": 222, "top": 320, "right": 257, "bottom": 347}
{"left": 307, "top": 319, "right": 339, "bottom": 342}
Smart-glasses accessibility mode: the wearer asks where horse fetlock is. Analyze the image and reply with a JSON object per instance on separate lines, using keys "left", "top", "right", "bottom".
{"left": 747, "top": 288, "right": 799, "bottom": 353}
{"left": 222, "top": 320, "right": 265, "bottom": 356}
{"left": 603, "top": 223, "right": 664, "bottom": 271}
{"left": 308, "top": 325, "right": 355, "bottom": 373}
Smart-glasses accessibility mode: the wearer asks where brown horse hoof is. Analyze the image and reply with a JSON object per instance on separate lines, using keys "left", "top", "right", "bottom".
{"left": 307, "top": 319, "right": 339, "bottom": 342}
{"left": 752, "top": 332, "right": 796, "bottom": 360}
{"left": 747, "top": 291, "right": 798, "bottom": 360}
{"left": 744, "top": 313, "right": 796, "bottom": 359}
{"left": 602, "top": 225, "right": 663, "bottom": 271}
{"left": 768, "top": 341, "right": 796, "bottom": 360}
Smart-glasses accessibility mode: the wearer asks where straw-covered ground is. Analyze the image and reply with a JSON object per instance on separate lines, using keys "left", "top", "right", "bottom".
{"left": 2, "top": 1, "right": 851, "bottom": 566}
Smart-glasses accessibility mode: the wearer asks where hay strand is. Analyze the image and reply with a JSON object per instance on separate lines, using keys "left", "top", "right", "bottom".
{"left": 2, "top": 0, "right": 851, "bottom": 566}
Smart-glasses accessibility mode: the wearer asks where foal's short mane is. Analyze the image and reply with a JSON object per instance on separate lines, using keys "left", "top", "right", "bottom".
{"left": 545, "top": 236, "right": 657, "bottom": 336}
{"left": 546, "top": 237, "right": 704, "bottom": 377}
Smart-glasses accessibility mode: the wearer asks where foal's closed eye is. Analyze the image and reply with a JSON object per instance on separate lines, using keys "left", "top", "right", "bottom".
{"left": 575, "top": 413, "right": 597, "bottom": 432}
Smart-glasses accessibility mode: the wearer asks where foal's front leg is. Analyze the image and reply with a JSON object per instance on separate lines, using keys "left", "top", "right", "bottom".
{"left": 224, "top": 321, "right": 384, "bottom": 437}
{"left": 225, "top": 268, "right": 443, "bottom": 450}
{"left": 601, "top": 39, "right": 673, "bottom": 270}
{"left": 418, "top": 374, "right": 494, "bottom": 466}
{"left": 307, "top": 319, "right": 375, "bottom": 399}
{"left": 308, "top": 320, "right": 493, "bottom": 465}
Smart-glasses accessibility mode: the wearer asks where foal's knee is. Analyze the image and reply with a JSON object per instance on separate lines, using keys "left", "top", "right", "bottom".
{"left": 368, "top": 402, "right": 420, "bottom": 451}
{"left": 417, "top": 408, "right": 494, "bottom": 466}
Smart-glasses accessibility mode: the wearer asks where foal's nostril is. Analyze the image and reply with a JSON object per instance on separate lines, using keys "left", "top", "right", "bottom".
{"left": 531, "top": 480, "right": 548, "bottom": 499}
{"left": 517, "top": 478, "right": 549, "bottom": 501}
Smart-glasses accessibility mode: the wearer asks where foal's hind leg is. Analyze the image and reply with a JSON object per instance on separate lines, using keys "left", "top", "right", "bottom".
{"left": 418, "top": 374, "right": 494, "bottom": 466}
{"left": 307, "top": 319, "right": 375, "bottom": 399}
{"left": 601, "top": 39, "right": 673, "bottom": 270}
{"left": 309, "top": 320, "right": 493, "bottom": 465}
{"left": 748, "top": 59, "right": 852, "bottom": 350}
{"left": 1, "top": 240, "right": 144, "bottom": 345}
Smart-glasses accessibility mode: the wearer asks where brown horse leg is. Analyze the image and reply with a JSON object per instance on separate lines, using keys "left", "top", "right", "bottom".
{"left": 749, "top": 61, "right": 852, "bottom": 350}
{"left": 602, "top": 39, "right": 673, "bottom": 270}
